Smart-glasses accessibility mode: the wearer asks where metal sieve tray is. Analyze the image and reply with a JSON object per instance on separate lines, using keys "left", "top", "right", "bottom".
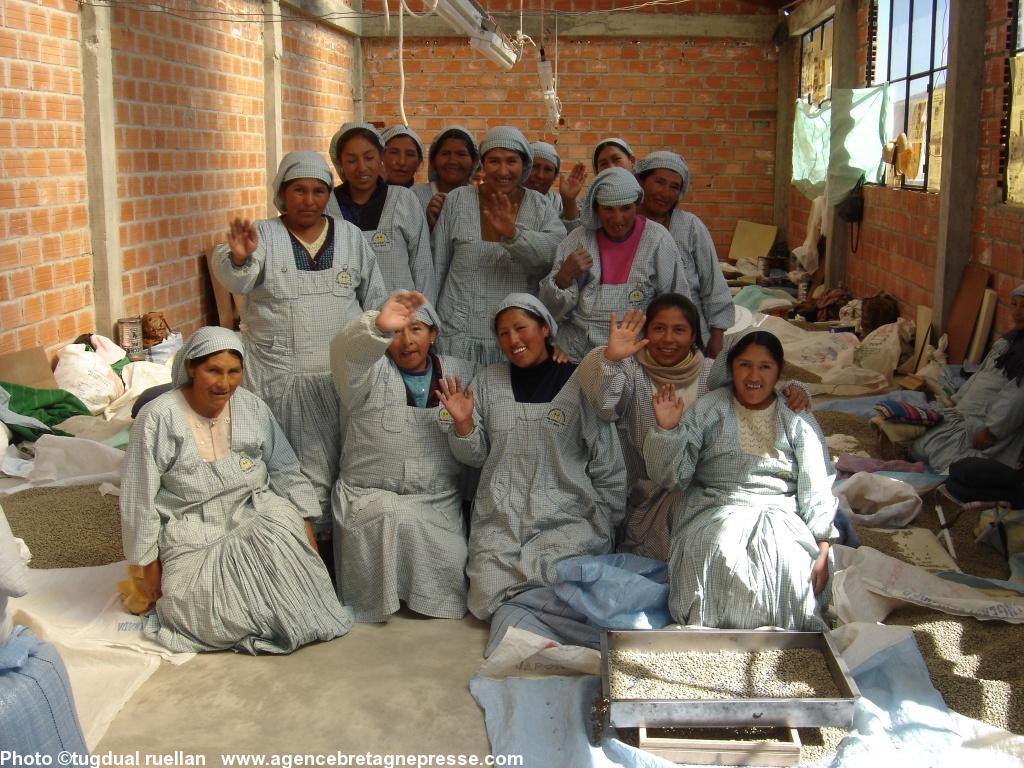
{"left": 600, "top": 629, "right": 860, "bottom": 729}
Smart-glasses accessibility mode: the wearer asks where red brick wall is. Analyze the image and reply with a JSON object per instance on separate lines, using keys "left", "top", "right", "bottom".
{"left": 787, "top": 1, "right": 1024, "bottom": 335}
{"left": 0, "top": 0, "right": 91, "bottom": 356}
{"left": 111, "top": 1, "right": 266, "bottom": 337}
{"left": 362, "top": 34, "right": 779, "bottom": 256}
{"left": 281, "top": 18, "right": 357, "bottom": 176}
{"left": 851, "top": 186, "right": 940, "bottom": 314}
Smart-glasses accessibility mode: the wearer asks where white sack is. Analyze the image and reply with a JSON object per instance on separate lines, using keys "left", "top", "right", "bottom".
{"left": 53, "top": 343, "right": 124, "bottom": 415}
{"left": 835, "top": 471, "right": 923, "bottom": 527}
{"left": 103, "top": 359, "right": 173, "bottom": 422}
{"left": 854, "top": 321, "right": 903, "bottom": 380}
{"left": 833, "top": 545, "right": 1024, "bottom": 625}
{"left": 476, "top": 627, "right": 600, "bottom": 678}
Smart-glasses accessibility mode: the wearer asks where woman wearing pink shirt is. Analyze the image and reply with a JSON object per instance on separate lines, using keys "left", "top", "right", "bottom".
{"left": 538, "top": 167, "right": 692, "bottom": 361}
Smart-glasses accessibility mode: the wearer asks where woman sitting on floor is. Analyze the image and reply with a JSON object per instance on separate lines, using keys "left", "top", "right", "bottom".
{"left": 330, "top": 291, "right": 474, "bottom": 623}
{"left": 437, "top": 293, "right": 626, "bottom": 620}
{"left": 644, "top": 329, "right": 837, "bottom": 630}
{"left": 120, "top": 327, "right": 353, "bottom": 654}
{"left": 912, "top": 284, "right": 1024, "bottom": 474}
{"left": 579, "top": 296, "right": 809, "bottom": 560}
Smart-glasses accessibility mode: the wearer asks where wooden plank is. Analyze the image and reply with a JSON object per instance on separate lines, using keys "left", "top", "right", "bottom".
{"left": 944, "top": 264, "right": 990, "bottom": 364}
{"left": 638, "top": 727, "right": 801, "bottom": 766}
{"left": 966, "top": 288, "right": 998, "bottom": 365}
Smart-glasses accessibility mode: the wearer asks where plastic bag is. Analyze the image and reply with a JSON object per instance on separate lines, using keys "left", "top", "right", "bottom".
{"left": 834, "top": 471, "right": 922, "bottom": 527}
{"left": 53, "top": 344, "right": 125, "bottom": 415}
{"left": 855, "top": 321, "right": 902, "bottom": 380}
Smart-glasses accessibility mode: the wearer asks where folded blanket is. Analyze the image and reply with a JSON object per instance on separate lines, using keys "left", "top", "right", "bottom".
{"left": 0, "top": 382, "right": 89, "bottom": 441}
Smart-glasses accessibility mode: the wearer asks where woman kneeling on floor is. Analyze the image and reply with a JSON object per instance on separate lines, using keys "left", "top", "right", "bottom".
{"left": 644, "top": 329, "right": 838, "bottom": 630}
{"left": 330, "top": 291, "right": 474, "bottom": 622}
{"left": 438, "top": 293, "right": 626, "bottom": 620}
{"left": 120, "top": 327, "right": 353, "bottom": 654}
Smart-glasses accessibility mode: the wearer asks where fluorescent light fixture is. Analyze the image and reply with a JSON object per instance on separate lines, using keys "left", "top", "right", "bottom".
{"left": 470, "top": 29, "right": 518, "bottom": 70}
{"left": 433, "top": 0, "right": 484, "bottom": 37}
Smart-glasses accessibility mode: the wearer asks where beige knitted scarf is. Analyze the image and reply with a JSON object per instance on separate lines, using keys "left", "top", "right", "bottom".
{"left": 636, "top": 347, "right": 705, "bottom": 405}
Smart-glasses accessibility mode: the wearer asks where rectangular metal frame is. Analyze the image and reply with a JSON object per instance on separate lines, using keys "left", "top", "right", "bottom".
{"left": 601, "top": 629, "right": 860, "bottom": 729}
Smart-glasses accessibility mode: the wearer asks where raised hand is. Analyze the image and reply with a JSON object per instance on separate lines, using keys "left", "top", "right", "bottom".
{"left": 559, "top": 162, "right": 587, "bottom": 203}
{"left": 375, "top": 291, "right": 427, "bottom": 333}
{"left": 652, "top": 382, "right": 684, "bottom": 430}
{"left": 227, "top": 218, "right": 258, "bottom": 265}
{"left": 605, "top": 309, "right": 649, "bottom": 362}
{"left": 554, "top": 244, "right": 594, "bottom": 289}
{"left": 436, "top": 375, "right": 474, "bottom": 436}
{"left": 426, "top": 192, "right": 447, "bottom": 230}
{"left": 480, "top": 187, "right": 517, "bottom": 240}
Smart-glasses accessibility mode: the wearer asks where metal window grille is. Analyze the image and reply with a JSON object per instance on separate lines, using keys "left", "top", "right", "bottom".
{"left": 1002, "top": 0, "right": 1022, "bottom": 200}
{"left": 799, "top": 17, "right": 833, "bottom": 106}
{"left": 868, "top": 0, "right": 950, "bottom": 191}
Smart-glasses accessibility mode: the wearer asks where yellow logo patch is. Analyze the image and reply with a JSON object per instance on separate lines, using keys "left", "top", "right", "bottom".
{"left": 336, "top": 271, "right": 351, "bottom": 285}
{"left": 438, "top": 408, "right": 453, "bottom": 424}
{"left": 546, "top": 408, "right": 565, "bottom": 426}
{"left": 370, "top": 231, "right": 391, "bottom": 249}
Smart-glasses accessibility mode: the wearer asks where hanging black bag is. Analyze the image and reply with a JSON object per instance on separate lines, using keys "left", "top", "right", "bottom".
{"left": 837, "top": 174, "right": 866, "bottom": 253}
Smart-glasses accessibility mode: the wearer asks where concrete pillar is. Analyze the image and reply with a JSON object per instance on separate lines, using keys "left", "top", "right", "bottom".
{"left": 932, "top": 1, "right": 986, "bottom": 333}
{"left": 824, "top": 0, "right": 858, "bottom": 290}
{"left": 774, "top": 36, "right": 796, "bottom": 234}
{"left": 80, "top": 3, "right": 123, "bottom": 337}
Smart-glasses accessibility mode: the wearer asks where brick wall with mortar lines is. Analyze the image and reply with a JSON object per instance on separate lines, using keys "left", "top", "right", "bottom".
{"left": 361, "top": 35, "right": 779, "bottom": 256}
{"left": 786, "top": 1, "right": 1024, "bottom": 334}
{"left": 0, "top": 0, "right": 91, "bottom": 356}
{"left": 111, "top": 0, "right": 266, "bottom": 337}
{"left": 281, "top": 18, "right": 357, "bottom": 172}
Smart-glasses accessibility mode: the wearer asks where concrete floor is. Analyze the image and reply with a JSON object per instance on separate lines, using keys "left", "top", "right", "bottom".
{"left": 97, "top": 612, "right": 493, "bottom": 760}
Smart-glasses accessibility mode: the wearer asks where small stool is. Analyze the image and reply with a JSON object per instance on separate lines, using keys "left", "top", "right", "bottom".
{"left": 932, "top": 483, "right": 1012, "bottom": 560}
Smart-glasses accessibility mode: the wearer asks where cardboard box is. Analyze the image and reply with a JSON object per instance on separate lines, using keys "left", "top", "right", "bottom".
{"left": 0, "top": 347, "right": 58, "bottom": 389}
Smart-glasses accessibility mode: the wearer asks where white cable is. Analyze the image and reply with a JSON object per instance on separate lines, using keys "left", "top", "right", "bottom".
{"left": 400, "top": 0, "right": 440, "bottom": 19}
{"left": 396, "top": 0, "right": 444, "bottom": 125}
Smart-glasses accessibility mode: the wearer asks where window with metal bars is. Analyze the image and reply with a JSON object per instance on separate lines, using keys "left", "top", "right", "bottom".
{"left": 1004, "top": 0, "right": 1024, "bottom": 203}
{"left": 799, "top": 17, "right": 833, "bottom": 106}
{"left": 868, "top": 0, "right": 950, "bottom": 191}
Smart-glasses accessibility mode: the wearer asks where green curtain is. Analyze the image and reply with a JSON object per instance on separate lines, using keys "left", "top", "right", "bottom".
{"left": 791, "top": 84, "right": 890, "bottom": 204}
{"left": 792, "top": 99, "right": 831, "bottom": 200}
{"left": 827, "top": 84, "right": 890, "bottom": 206}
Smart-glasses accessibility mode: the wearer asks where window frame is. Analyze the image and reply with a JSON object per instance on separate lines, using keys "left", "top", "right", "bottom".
{"left": 799, "top": 16, "right": 834, "bottom": 107}
{"left": 1003, "top": 0, "right": 1024, "bottom": 203}
{"left": 868, "top": 0, "right": 950, "bottom": 192}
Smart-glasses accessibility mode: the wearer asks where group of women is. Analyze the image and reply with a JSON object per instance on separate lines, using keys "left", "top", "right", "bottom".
{"left": 120, "top": 122, "right": 841, "bottom": 655}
